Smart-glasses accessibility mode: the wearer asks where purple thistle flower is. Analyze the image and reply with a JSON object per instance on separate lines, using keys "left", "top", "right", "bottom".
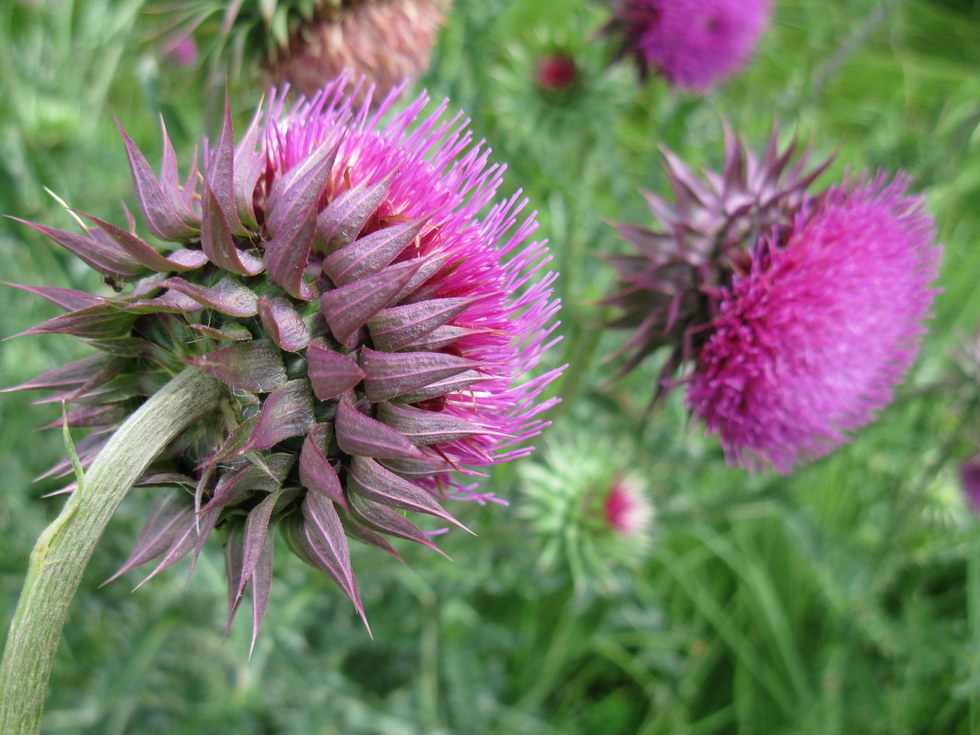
{"left": 687, "top": 174, "right": 941, "bottom": 472}
{"left": 602, "top": 126, "right": 832, "bottom": 396}
{"left": 961, "top": 456, "right": 980, "bottom": 514}
{"left": 5, "top": 76, "right": 562, "bottom": 644}
{"left": 610, "top": 0, "right": 772, "bottom": 91}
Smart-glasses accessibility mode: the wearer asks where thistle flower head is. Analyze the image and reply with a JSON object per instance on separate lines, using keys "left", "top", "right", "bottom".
{"left": 603, "top": 126, "right": 832, "bottom": 393}
{"left": 603, "top": 475, "right": 653, "bottom": 538}
{"left": 610, "top": 0, "right": 771, "bottom": 91}
{"left": 519, "top": 436, "right": 653, "bottom": 589}
{"left": 687, "top": 174, "right": 940, "bottom": 472}
{"left": 535, "top": 53, "right": 579, "bottom": 92}
{"left": 961, "top": 456, "right": 980, "bottom": 514}
{"left": 273, "top": 0, "right": 449, "bottom": 101}
{"left": 7, "top": 76, "right": 561, "bottom": 644}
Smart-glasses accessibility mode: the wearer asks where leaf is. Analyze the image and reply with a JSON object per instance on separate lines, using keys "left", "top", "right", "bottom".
{"left": 347, "top": 492, "right": 448, "bottom": 558}
{"left": 79, "top": 213, "right": 208, "bottom": 273}
{"left": 376, "top": 401, "right": 491, "bottom": 445}
{"left": 201, "top": 180, "right": 264, "bottom": 276}
{"left": 160, "top": 276, "right": 259, "bottom": 316}
{"left": 12, "top": 218, "right": 144, "bottom": 278}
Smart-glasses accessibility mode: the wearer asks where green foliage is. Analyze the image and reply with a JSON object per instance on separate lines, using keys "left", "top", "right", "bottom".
{"left": 1, "top": 0, "right": 980, "bottom": 733}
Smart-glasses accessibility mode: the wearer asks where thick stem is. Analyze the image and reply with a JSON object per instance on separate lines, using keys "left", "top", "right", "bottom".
{"left": 0, "top": 367, "right": 224, "bottom": 735}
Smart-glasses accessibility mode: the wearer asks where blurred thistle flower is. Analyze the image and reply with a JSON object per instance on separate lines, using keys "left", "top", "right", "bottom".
{"left": 162, "top": 34, "right": 198, "bottom": 68}
{"left": 519, "top": 436, "right": 653, "bottom": 589}
{"left": 605, "top": 0, "right": 771, "bottom": 91}
{"left": 688, "top": 175, "right": 940, "bottom": 472}
{"left": 535, "top": 52, "right": 579, "bottom": 92}
{"left": 268, "top": 0, "right": 450, "bottom": 100}
{"left": 6, "top": 76, "right": 562, "bottom": 645}
{"left": 604, "top": 128, "right": 941, "bottom": 472}
{"left": 168, "top": 0, "right": 449, "bottom": 104}
{"left": 961, "top": 456, "right": 980, "bottom": 513}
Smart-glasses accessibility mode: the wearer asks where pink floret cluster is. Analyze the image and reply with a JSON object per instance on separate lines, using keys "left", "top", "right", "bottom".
{"left": 687, "top": 174, "right": 941, "bottom": 472}
{"left": 618, "top": 0, "right": 771, "bottom": 91}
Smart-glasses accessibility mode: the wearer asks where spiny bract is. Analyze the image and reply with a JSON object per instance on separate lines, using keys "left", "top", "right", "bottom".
{"left": 7, "top": 76, "right": 562, "bottom": 646}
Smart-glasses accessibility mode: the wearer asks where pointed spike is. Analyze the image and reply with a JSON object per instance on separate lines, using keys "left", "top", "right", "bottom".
{"left": 160, "top": 276, "right": 259, "bottom": 316}
{"left": 335, "top": 396, "right": 423, "bottom": 460}
{"left": 236, "top": 490, "right": 282, "bottom": 602}
{"left": 249, "top": 534, "right": 274, "bottom": 656}
{"left": 347, "top": 492, "right": 449, "bottom": 558}
{"left": 4, "top": 282, "right": 103, "bottom": 312}
{"left": 200, "top": 180, "right": 265, "bottom": 276}
{"left": 348, "top": 456, "right": 472, "bottom": 533}
{"left": 11, "top": 217, "right": 144, "bottom": 278}
{"left": 376, "top": 401, "right": 493, "bottom": 446}
{"left": 115, "top": 118, "right": 198, "bottom": 242}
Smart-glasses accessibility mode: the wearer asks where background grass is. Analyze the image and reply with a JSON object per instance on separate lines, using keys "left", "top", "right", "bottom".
{"left": 1, "top": 0, "right": 979, "bottom": 732}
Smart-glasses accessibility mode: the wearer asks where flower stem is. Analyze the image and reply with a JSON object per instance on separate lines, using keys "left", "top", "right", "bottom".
{"left": 0, "top": 366, "right": 224, "bottom": 735}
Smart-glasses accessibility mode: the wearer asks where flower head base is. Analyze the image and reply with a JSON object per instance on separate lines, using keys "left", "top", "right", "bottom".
{"left": 267, "top": 0, "right": 451, "bottom": 102}
{"left": 609, "top": 0, "right": 771, "bottom": 91}
{"left": 7, "top": 76, "right": 561, "bottom": 644}
{"left": 602, "top": 126, "right": 832, "bottom": 394}
{"left": 687, "top": 175, "right": 940, "bottom": 472}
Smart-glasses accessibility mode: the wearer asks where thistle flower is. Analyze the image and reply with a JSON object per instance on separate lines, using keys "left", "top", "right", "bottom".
{"left": 604, "top": 127, "right": 941, "bottom": 472}
{"left": 174, "top": 0, "right": 450, "bottom": 104}
{"left": 519, "top": 436, "right": 653, "bottom": 589}
{"left": 608, "top": 0, "right": 772, "bottom": 91}
{"left": 602, "top": 126, "right": 832, "bottom": 392}
{"left": 961, "top": 456, "right": 980, "bottom": 513}
{"left": 687, "top": 175, "right": 940, "bottom": 472}
{"left": 6, "top": 77, "right": 561, "bottom": 644}
{"left": 268, "top": 0, "right": 451, "bottom": 101}
{"left": 535, "top": 53, "right": 579, "bottom": 92}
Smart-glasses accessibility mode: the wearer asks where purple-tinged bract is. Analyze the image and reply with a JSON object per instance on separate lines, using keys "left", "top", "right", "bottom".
{"left": 687, "top": 175, "right": 940, "bottom": 472}
{"left": 611, "top": 0, "right": 771, "bottom": 91}
{"left": 6, "top": 76, "right": 562, "bottom": 645}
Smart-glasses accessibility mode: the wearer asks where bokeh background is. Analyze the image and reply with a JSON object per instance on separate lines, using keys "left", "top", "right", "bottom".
{"left": 1, "top": 0, "right": 979, "bottom": 732}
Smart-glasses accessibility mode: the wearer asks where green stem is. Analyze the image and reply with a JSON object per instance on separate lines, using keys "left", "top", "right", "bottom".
{"left": 0, "top": 366, "right": 223, "bottom": 735}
